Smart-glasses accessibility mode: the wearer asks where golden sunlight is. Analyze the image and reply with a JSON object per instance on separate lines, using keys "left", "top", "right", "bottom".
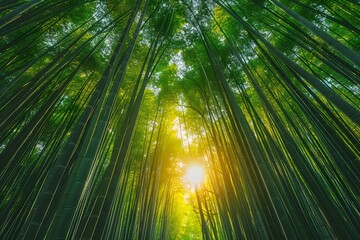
{"left": 185, "top": 165, "right": 205, "bottom": 187}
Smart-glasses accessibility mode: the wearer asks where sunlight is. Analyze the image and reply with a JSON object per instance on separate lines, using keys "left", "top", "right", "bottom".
{"left": 185, "top": 165, "right": 205, "bottom": 187}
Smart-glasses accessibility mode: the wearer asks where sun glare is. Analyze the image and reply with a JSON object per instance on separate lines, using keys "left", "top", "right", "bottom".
{"left": 185, "top": 165, "right": 205, "bottom": 187}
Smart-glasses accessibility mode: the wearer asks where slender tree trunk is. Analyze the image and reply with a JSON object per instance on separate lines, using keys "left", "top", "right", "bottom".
{"left": 271, "top": 0, "right": 360, "bottom": 67}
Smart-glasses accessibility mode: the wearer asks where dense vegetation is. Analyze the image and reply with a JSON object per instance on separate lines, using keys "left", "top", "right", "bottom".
{"left": 1, "top": 0, "right": 359, "bottom": 239}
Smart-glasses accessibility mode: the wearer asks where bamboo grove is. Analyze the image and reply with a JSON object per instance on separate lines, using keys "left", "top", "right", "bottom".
{"left": 0, "top": 0, "right": 359, "bottom": 239}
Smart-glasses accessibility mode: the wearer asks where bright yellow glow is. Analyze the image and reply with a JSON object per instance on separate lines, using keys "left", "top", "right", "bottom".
{"left": 185, "top": 165, "right": 205, "bottom": 187}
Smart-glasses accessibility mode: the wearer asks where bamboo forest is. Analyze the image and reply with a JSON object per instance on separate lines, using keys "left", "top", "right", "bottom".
{"left": 1, "top": 0, "right": 360, "bottom": 239}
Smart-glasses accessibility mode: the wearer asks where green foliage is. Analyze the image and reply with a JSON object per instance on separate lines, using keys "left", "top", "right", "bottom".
{"left": 1, "top": 0, "right": 359, "bottom": 239}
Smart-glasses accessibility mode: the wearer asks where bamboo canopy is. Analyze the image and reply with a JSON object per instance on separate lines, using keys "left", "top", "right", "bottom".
{"left": 1, "top": 0, "right": 359, "bottom": 239}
